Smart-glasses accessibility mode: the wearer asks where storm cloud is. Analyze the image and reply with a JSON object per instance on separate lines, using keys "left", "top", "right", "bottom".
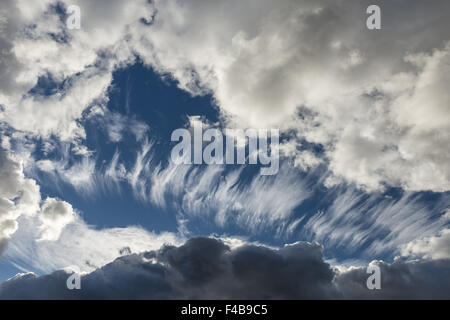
{"left": 1, "top": 237, "right": 449, "bottom": 299}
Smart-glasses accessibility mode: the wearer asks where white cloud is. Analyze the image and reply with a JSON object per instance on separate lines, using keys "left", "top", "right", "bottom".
{"left": 0, "top": 0, "right": 152, "bottom": 141}
{"left": 400, "top": 228, "right": 450, "bottom": 260}
{"left": 35, "top": 145, "right": 97, "bottom": 195}
{"left": 104, "top": 149, "right": 127, "bottom": 192}
{"left": 123, "top": 138, "right": 312, "bottom": 234}
{"left": 38, "top": 197, "right": 76, "bottom": 241}
{"left": 303, "top": 188, "right": 449, "bottom": 257}
{"left": 5, "top": 215, "right": 182, "bottom": 274}
{"left": 0, "top": 149, "right": 40, "bottom": 254}
{"left": 0, "top": 148, "right": 181, "bottom": 274}
{"left": 4, "top": 68, "right": 113, "bottom": 141}
{"left": 442, "top": 209, "right": 450, "bottom": 221}
{"left": 131, "top": 0, "right": 450, "bottom": 192}
{"left": 0, "top": 142, "right": 181, "bottom": 273}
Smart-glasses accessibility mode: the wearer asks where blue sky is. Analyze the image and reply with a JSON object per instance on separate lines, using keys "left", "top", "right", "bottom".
{"left": 0, "top": 0, "right": 449, "bottom": 298}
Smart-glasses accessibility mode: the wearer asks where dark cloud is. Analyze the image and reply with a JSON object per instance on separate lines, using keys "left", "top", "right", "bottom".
{"left": 155, "top": 238, "right": 339, "bottom": 299}
{"left": 336, "top": 259, "right": 450, "bottom": 299}
{"left": 1, "top": 237, "right": 449, "bottom": 299}
{"left": 0, "top": 237, "right": 339, "bottom": 299}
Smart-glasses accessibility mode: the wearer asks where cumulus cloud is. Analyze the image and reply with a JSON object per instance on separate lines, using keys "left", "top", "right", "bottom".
{"left": 38, "top": 197, "right": 75, "bottom": 241}
{"left": 336, "top": 259, "right": 450, "bottom": 299}
{"left": 1, "top": 237, "right": 449, "bottom": 299}
{"left": 0, "top": 149, "right": 40, "bottom": 254}
{"left": 1, "top": 0, "right": 449, "bottom": 192}
{"left": 0, "top": 146, "right": 180, "bottom": 273}
{"left": 326, "top": 42, "right": 450, "bottom": 192}
{"left": 131, "top": 0, "right": 450, "bottom": 192}
{"left": 400, "top": 228, "right": 450, "bottom": 260}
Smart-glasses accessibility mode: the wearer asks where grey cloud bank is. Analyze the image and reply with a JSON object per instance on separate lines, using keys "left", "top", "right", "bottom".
{"left": 1, "top": 237, "right": 449, "bottom": 299}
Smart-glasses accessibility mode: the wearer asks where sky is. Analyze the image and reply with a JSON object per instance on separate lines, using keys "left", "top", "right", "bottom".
{"left": 0, "top": 0, "right": 449, "bottom": 299}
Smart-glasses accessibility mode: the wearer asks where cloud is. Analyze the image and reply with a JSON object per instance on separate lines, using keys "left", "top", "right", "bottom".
{"left": 120, "top": 135, "right": 313, "bottom": 234}
{"left": 5, "top": 213, "right": 181, "bottom": 275}
{"left": 151, "top": 162, "right": 312, "bottom": 234}
{"left": 326, "top": 43, "right": 450, "bottom": 192}
{"left": 0, "top": 146, "right": 181, "bottom": 273}
{"left": 0, "top": 237, "right": 340, "bottom": 299}
{"left": 38, "top": 197, "right": 75, "bottom": 241}
{"left": 303, "top": 188, "right": 449, "bottom": 258}
{"left": 1, "top": 0, "right": 449, "bottom": 193}
{"left": 1, "top": 236, "right": 449, "bottom": 299}
{"left": 28, "top": 133, "right": 314, "bottom": 238}
{"left": 35, "top": 143, "right": 97, "bottom": 195}
{"left": 0, "top": 149, "right": 40, "bottom": 254}
{"left": 400, "top": 228, "right": 450, "bottom": 260}
{"left": 336, "top": 259, "right": 450, "bottom": 299}
{"left": 91, "top": 106, "right": 150, "bottom": 143}
{"left": 0, "top": 0, "right": 152, "bottom": 140}
{"left": 131, "top": 0, "right": 450, "bottom": 192}
{"left": 30, "top": 108, "right": 150, "bottom": 195}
